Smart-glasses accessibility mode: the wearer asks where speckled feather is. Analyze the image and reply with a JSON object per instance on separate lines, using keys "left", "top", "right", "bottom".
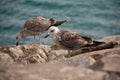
{"left": 54, "top": 30, "right": 93, "bottom": 50}
{"left": 23, "top": 17, "right": 51, "bottom": 33}
{"left": 19, "top": 16, "right": 66, "bottom": 38}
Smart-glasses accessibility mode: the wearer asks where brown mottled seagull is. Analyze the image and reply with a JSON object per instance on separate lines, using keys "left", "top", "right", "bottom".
{"left": 16, "top": 16, "right": 67, "bottom": 46}
{"left": 45, "top": 26, "right": 104, "bottom": 54}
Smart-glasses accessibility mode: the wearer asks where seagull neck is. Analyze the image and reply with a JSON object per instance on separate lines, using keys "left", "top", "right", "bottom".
{"left": 20, "top": 32, "right": 27, "bottom": 38}
{"left": 51, "top": 30, "right": 59, "bottom": 37}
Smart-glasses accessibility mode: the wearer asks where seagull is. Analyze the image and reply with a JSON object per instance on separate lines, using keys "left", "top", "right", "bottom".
{"left": 16, "top": 16, "right": 67, "bottom": 46}
{"left": 45, "top": 26, "right": 104, "bottom": 54}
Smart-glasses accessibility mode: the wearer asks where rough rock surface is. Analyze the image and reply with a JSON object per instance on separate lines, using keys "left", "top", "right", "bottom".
{"left": 0, "top": 44, "right": 67, "bottom": 64}
{"left": 100, "top": 35, "right": 120, "bottom": 47}
{"left": 0, "top": 35, "right": 120, "bottom": 80}
{"left": 0, "top": 52, "right": 14, "bottom": 66}
{"left": 0, "top": 63, "right": 108, "bottom": 80}
{"left": 89, "top": 55, "right": 120, "bottom": 80}
{"left": 86, "top": 47, "right": 120, "bottom": 60}
{"left": 90, "top": 55, "right": 120, "bottom": 72}
{"left": 49, "top": 54, "right": 96, "bottom": 68}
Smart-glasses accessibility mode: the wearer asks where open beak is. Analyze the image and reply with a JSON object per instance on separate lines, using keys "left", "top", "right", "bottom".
{"left": 44, "top": 34, "right": 50, "bottom": 38}
{"left": 16, "top": 42, "right": 19, "bottom": 46}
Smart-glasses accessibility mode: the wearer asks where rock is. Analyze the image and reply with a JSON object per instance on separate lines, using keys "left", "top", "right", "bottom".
{"left": 0, "top": 63, "right": 109, "bottom": 80}
{"left": 89, "top": 55, "right": 120, "bottom": 80}
{"left": 0, "top": 35, "right": 120, "bottom": 64}
{"left": 0, "top": 44, "right": 67, "bottom": 64}
{"left": 0, "top": 44, "right": 48, "bottom": 64}
{"left": 65, "top": 35, "right": 120, "bottom": 57}
{"left": 89, "top": 55, "right": 120, "bottom": 72}
{"left": 86, "top": 47, "right": 120, "bottom": 60}
{"left": 100, "top": 35, "right": 120, "bottom": 47}
{"left": 49, "top": 54, "right": 96, "bottom": 68}
{"left": 82, "top": 72, "right": 120, "bottom": 80}
{"left": 0, "top": 52, "right": 14, "bottom": 66}
{"left": 0, "top": 35, "right": 120, "bottom": 80}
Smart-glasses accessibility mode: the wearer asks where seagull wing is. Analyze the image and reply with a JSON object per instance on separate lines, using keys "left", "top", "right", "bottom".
{"left": 58, "top": 30, "right": 88, "bottom": 49}
{"left": 23, "top": 17, "right": 51, "bottom": 32}
{"left": 80, "top": 35, "right": 93, "bottom": 44}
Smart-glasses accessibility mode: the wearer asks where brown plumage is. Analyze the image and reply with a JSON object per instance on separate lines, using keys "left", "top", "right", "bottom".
{"left": 45, "top": 26, "right": 104, "bottom": 51}
{"left": 16, "top": 16, "right": 67, "bottom": 46}
{"left": 57, "top": 30, "right": 92, "bottom": 50}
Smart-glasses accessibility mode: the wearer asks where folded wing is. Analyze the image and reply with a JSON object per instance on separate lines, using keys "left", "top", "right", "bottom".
{"left": 58, "top": 30, "right": 91, "bottom": 49}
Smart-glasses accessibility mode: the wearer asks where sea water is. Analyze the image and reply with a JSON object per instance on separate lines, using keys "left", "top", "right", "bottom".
{"left": 0, "top": 0, "right": 120, "bottom": 46}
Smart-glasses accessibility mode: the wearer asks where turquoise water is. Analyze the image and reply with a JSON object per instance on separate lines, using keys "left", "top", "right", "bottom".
{"left": 0, "top": 0, "right": 120, "bottom": 46}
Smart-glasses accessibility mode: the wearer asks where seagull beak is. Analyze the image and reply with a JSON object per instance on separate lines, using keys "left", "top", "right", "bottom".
{"left": 44, "top": 34, "right": 50, "bottom": 38}
{"left": 16, "top": 42, "right": 19, "bottom": 46}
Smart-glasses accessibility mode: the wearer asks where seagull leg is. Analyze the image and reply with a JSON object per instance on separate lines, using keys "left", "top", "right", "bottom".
{"left": 39, "top": 35, "right": 41, "bottom": 45}
{"left": 33, "top": 36, "right": 36, "bottom": 44}
{"left": 68, "top": 50, "right": 72, "bottom": 57}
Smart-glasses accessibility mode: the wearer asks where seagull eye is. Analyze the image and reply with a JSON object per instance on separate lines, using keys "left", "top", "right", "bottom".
{"left": 16, "top": 36, "right": 18, "bottom": 39}
{"left": 51, "top": 30, "right": 54, "bottom": 32}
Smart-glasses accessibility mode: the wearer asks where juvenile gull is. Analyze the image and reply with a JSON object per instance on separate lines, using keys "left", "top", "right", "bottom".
{"left": 16, "top": 16, "right": 67, "bottom": 46}
{"left": 45, "top": 26, "right": 104, "bottom": 53}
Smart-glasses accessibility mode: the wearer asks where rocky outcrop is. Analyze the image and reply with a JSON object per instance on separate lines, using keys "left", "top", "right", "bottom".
{"left": 0, "top": 44, "right": 67, "bottom": 64}
{"left": 89, "top": 55, "right": 120, "bottom": 80}
{"left": 0, "top": 63, "right": 108, "bottom": 80}
{"left": 49, "top": 54, "right": 96, "bottom": 68}
{"left": 100, "top": 35, "right": 120, "bottom": 47}
{"left": 90, "top": 55, "right": 120, "bottom": 72}
{"left": 86, "top": 47, "right": 120, "bottom": 60}
{"left": 0, "top": 35, "right": 120, "bottom": 80}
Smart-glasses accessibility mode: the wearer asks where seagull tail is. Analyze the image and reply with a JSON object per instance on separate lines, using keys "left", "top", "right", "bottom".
{"left": 92, "top": 40, "right": 105, "bottom": 46}
{"left": 53, "top": 20, "right": 67, "bottom": 26}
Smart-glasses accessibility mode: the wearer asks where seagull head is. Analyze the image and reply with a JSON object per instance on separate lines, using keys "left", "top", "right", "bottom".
{"left": 45, "top": 26, "right": 60, "bottom": 38}
{"left": 16, "top": 34, "right": 23, "bottom": 46}
{"left": 49, "top": 18, "right": 56, "bottom": 25}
